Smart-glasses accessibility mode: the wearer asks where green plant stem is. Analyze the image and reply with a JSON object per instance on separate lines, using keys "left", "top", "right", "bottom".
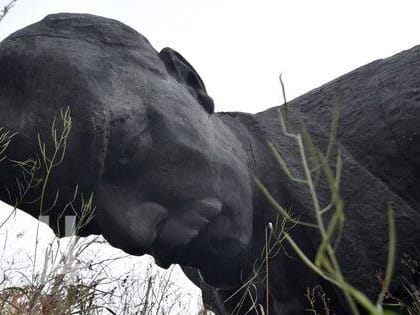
{"left": 376, "top": 204, "right": 396, "bottom": 305}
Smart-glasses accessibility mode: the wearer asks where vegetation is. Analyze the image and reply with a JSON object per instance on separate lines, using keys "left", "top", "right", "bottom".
{"left": 0, "top": 0, "right": 17, "bottom": 23}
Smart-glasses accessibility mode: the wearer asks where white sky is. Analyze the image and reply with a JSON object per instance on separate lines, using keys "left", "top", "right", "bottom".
{"left": 2, "top": 0, "right": 420, "bottom": 113}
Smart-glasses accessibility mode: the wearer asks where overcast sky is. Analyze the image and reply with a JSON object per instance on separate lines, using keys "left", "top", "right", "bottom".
{"left": 2, "top": 0, "right": 420, "bottom": 113}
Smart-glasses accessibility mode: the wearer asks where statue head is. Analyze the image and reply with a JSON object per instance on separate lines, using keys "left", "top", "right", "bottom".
{"left": 0, "top": 13, "right": 254, "bottom": 287}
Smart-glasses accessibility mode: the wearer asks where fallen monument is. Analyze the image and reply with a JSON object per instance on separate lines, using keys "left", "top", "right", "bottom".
{"left": 0, "top": 13, "right": 419, "bottom": 314}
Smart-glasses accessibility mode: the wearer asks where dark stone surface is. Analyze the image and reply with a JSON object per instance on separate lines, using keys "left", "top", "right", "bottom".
{"left": 0, "top": 13, "right": 419, "bottom": 314}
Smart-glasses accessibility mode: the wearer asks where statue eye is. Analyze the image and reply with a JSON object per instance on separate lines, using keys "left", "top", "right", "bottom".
{"left": 118, "top": 127, "right": 153, "bottom": 166}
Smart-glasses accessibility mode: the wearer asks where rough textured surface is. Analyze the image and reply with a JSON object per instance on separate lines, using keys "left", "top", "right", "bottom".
{"left": 0, "top": 13, "right": 419, "bottom": 314}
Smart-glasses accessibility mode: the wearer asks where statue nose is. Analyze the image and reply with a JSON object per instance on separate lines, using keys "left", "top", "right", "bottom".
{"left": 98, "top": 201, "right": 168, "bottom": 256}
{"left": 131, "top": 201, "right": 169, "bottom": 250}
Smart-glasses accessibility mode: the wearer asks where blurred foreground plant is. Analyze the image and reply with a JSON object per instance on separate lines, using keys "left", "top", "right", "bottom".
{"left": 255, "top": 77, "right": 398, "bottom": 315}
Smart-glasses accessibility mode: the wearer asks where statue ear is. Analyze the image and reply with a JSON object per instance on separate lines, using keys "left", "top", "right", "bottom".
{"left": 159, "top": 47, "right": 214, "bottom": 114}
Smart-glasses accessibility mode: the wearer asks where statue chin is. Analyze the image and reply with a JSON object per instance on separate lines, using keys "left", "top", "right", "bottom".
{"left": 190, "top": 243, "right": 248, "bottom": 289}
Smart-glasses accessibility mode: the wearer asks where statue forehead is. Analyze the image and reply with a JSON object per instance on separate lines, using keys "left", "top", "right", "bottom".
{"left": 8, "top": 13, "right": 150, "bottom": 48}
{"left": 1, "top": 13, "right": 215, "bottom": 132}
{"left": 5, "top": 13, "right": 167, "bottom": 77}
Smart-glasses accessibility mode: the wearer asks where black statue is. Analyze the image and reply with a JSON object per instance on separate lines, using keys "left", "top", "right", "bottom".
{"left": 0, "top": 14, "right": 419, "bottom": 314}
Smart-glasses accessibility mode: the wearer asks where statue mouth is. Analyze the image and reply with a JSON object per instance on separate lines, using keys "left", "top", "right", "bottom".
{"left": 95, "top": 183, "right": 230, "bottom": 267}
{"left": 151, "top": 198, "right": 223, "bottom": 268}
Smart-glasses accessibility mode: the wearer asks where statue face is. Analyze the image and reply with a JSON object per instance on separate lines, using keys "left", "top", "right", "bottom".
{"left": 96, "top": 69, "right": 253, "bottom": 261}
{"left": 0, "top": 13, "right": 254, "bottom": 286}
{"left": 93, "top": 53, "right": 253, "bottom": 285}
